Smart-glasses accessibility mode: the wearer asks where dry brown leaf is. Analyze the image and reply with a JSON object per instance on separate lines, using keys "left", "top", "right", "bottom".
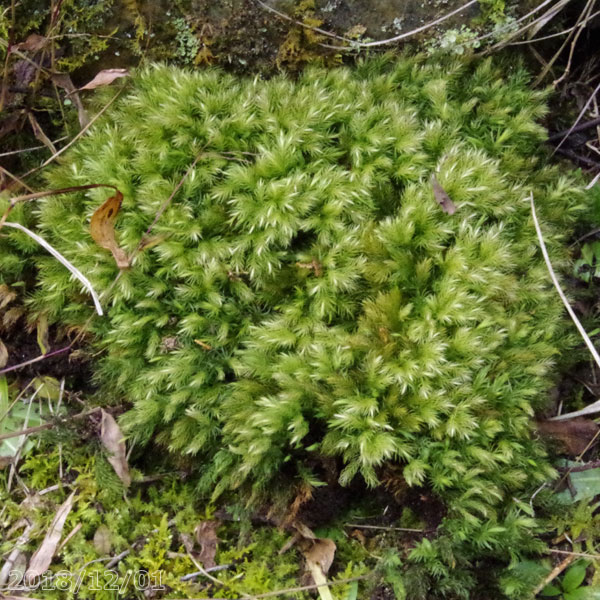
{"left": 432, "top": 175, "right": 457, "bottom": 215}
{"left": 24, "top": 491, "right": 76, "bottom": 583}
{"left": 80, "top": 68, "right": 129, "bottom": 91}
{"left": 100, "top": 409, "right": 131, "bottom": 487}
{"left": 90, "top": 191, "right": 129, "bottom": 269}
{"left": 51, "top": 73, "right": 90, "bottom": 129}
{"left": 292, "top": 521, "right": 336, "bottom": 600}
{"left": 194, "top": 520, "right": 219, "bottom": 568}
{"left": 0, "top": 338, "right": 8, "bottom": 368}
{"left": 93, "top": 524, "right": 112, "bottom": 554}
{"left": 0, "top": 284, "right": 17, "bottom": 309}
{"left": 303, "top": 538, "right": 336, "bottom": 575}
{"left": 536, "top": 418, "right": 600, "bottom": 456}
{"left": 301, "top": 537, "right": 336, "bottom": 600}
{"left": 15, "top": 33, "right": 49, "bottom": 52}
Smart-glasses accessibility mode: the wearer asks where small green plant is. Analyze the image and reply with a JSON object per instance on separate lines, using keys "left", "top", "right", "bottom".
{"left": 32, "top": 55, "right": 590, "bottom": 597}
{"left": 430, "top": 26, "right": 481, "bottom": 55}
{"left": 541, "top": 560, "right": 591, "bottom": 600}
{"left": 172, "top": 16, "right": 200, "bottom": 65}
{"left": 574, "top": 241, "right": 600, "bottom": 282}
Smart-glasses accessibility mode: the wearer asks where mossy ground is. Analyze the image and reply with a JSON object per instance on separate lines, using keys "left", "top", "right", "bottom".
{"left": 2, "top": 2, "right": 600, "bottom": 600}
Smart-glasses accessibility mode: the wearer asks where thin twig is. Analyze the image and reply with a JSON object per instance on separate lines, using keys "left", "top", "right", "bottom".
{"left": 531, "top": 194, "right": 600, "bottom": 370}
{"left": 1, "top": 183, "right": 120, "bottom": 227}
{"left": 179, "top": 565, "right": 232, "bottom": 582}
{"left": 553, "top": 0, "right": 597, "bottom": 87}
{"left": 344, "top": 523, "right": 430, "bottom": 533}
{"left": 0, "top": 166, "right": 35, "bottom": 194}
{"left": 0, "top": 137, "right": 69, "bottom": 158}
{"left": 0, "top": 344, "right": 71, "bottom": 376}
{"left": 18, "top": 86, "right": 124, "bottom": 182}
{"left": 482, "top": 0, "right": 570, "bottom": 49}
{"left": 531, "top": 194, "right": 600, "bottom": 420}
{"left": 533, "top": 0, "right": 595, "bottom": 86}
{"left": 170, "top": 574, "right": 371, "bottom": 600}
{"left": 586, "top": 170, "right": 600, "bottom": 190}
{"left": 184, "top": 549, "right": 237, "bottom": 593}
{"left": 0, "top": 407, "right": 100, "bottom": 442}
{"left": 556, "top": 459, "right": 600, "bottom": 472}
{"left": 508, "top": 8, "right": 600, "bottom": 45}
{"left": 532, "top": 553, "right": 577, "bottom": 596}
{"left": 547, "top": 116, "right": 600, "bottom": 142}
{"left": 255, "top": 0, "right": 478, "bottom": 50}
{"left": 134, "top": 152, "right": 205, "bottom": 255}
{"left": 549, "top": 548, "right": 600, "bottom": 560}
{"left": 554, "top": 146, "right": 600, "bottom": 169}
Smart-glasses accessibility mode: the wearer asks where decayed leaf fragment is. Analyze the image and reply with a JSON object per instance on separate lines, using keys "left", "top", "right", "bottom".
{"left": 302, "top": 537, "right": 336, "bottom": 600}
{"left": 194, "top": 520, "right": 219, "bottom": 568}
{"left": 291, "top": 521, "right": 336, "bottom": 600}
{"left": 93, "top": 524, "right": 112, "bottom": 554}
{"left": 24, "top": 491, "right": 76, "bottom": 582}
{"left": 14, "top": 33, "right": 48, "bottom": 52}
{"left": 80, "top": 68, "right": 129, "bottom": 91}
{"left": 536, "top": 418, "right": 599, "bottom": 456}
{"left": 90, "top": 191, "right": 129, "bottom": 269}
{"left": 431, "top": 175, "right": 457, "bottom": 215}
{"left": 100, "top": 409, "right": 131, "bottom": 487}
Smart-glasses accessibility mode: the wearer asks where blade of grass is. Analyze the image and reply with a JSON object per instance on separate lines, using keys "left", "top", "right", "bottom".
{"left": 2, "top": 221, "right": 102, "bottom": 316}
{"left": 531, "top": 194, "right": 600, "bottom": 420}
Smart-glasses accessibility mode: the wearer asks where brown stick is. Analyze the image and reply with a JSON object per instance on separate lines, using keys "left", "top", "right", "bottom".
{"left": 0, "top": 407, "right": 100, "bottom": 442}
{"left": 556, "top": 459, "right": 600, "bottom": 472}
{"left": 532, "top": 553, "right": 577, "bottom": 596}
{"left": 548, "top": 117, "right": 600, "bottom": 142}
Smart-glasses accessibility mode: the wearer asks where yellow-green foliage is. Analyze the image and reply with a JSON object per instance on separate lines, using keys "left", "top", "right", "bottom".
{"left": 31, "top": 55, "right": 588, "bottom": 596}
{"left": 1, "top": 437, "right": 371, "bottom": 599}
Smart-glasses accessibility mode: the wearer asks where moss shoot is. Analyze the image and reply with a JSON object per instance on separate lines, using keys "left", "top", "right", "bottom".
{"left": 31, "top": 55, "right": 586, "bottom": 596}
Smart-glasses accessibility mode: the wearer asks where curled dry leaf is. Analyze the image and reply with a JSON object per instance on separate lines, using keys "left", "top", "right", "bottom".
{"left": 80, "top": 68, "right": 129, "bottom": 91}
{"left": 90, "top": 191, "right": 129, "bottom": 269}
{"left": 431, "top": 175, "right": 457, "bottom": 215}
{"left": 100, "top": 409, "right": 131, "bottom": 487}
{"left": 194, "top": 520, "right": 219, "bottom": 568}
{"left": 301, "top": 537, "right": 336, "bottom": 600}
{"left": 24, "top": 491, "right": 76, "bottom": 583}
{"left": 291, "top": 521, "right": 336, "bottom": 600}
{"left": 303, "top": 538, "right": 336, "bottom": 575}
{"left": 536, "top": 418, "right": 599, "bottom": 456}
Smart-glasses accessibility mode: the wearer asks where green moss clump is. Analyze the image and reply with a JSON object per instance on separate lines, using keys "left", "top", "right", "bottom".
{"left": 33, "top": 55, "right": 585, "bottom": 595}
